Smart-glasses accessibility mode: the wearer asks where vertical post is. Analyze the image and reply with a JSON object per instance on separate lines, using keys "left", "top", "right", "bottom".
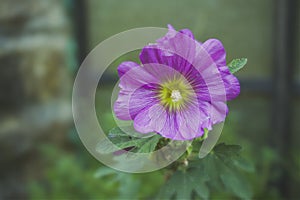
{"left": 74, "top": 0, "right": 88, "bottom": 64}
{"left": 272, "top": 0, "right": 297, "bottom": 198}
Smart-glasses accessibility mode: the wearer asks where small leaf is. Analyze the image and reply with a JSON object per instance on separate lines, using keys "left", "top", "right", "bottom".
{"left": 97, "top": 127, "right": 161, "bottom": 154}
{"left": 137, "top": 135, "right": 161, "bottom": 153}
{"left": 228, "top": 58, "right": 247, "bottom": 74}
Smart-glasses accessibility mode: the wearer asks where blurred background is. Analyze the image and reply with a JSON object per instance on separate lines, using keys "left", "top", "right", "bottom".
{"left": 0, "top": 0, "right": 299, "bottom": 199}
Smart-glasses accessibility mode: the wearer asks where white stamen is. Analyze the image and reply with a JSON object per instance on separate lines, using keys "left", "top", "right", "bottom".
{"left": 171, "top": 90, "right": 182, "bottom": 102}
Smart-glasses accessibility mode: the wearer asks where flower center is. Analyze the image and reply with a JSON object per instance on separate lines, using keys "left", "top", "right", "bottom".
{"left": 157, "top": 76, "right": 193, "bottom": 111}
{"left": 170, "top": 90, "right": 182, "bottom": 102}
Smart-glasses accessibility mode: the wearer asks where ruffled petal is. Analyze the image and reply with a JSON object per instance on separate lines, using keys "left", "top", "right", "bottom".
{"left": 175, "top": 102, "right": 209, "bottom": 140}
{"left": 218, "top": 66, "right": 240, "bottom": 100}
{"left": 114, "top": 89, "right": 132, "bottom": 120}
{"left": 157, "top": 24, "right": 194, "bottom": 42}
{"left": 133, "top": 101, "right": 210, "bottom": 140}
{"left": 118, "top": 63, "right": 159, "bottom": 90}
{"left": 202, "top": 39, "right": 226, "bottom": 67}
{"left": 117, "top": 61, "right": 139, "bottom": 77}
{"left": 114, "top": 85, "right": 159, "bottom": 120}
{"left": 133, "top": 103, "right": 167, "bottom": 134}
{"left": 114, "top": 64, "right": 160, "bottom": 120}
{"left": 140, "top": 28, "right": 228, "bottom": 102}
{"left": 179, "top": 29, "right": 194, "bottom": 39}
{"left": 140, "top": 46, "right": 226, "bottom": 102}
{"left": 208, "top": 101, "right": 229, "bottom": 124}
{"left": 140, "top": 47, "right": 194, "bottom": 79}
{"left": 202, "top": 39, "right": 240, "bottom": 100}
{"left": 115, "top": 62, "right": 185, "bottom": 120}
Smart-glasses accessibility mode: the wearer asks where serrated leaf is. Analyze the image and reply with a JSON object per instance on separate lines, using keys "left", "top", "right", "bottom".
{"left": 220, "top": 165, "right": 252, "bottom": 199}
{"left": 137, "top": 135, "right": 161, "bottom": 153}
{"left": 232, "top": 156, "right": 255, "bottom": 173}
{"left": 159, "top": 143, "right": 253, "bottom": 200}
{"left": 189, "top": 169, "right": 210, "bottom": 199}
{"left": 228, "top": 58, "right": 247, "bottom": 74}
{"left": 158, "top": 169, "right": 209, "bottom": 200}
{"left": 202, "top": 154, "right": 224, "bottom": 190}
{"left": 97, "top": 127, "right": 161, "bottom": 154}
{"left": 213, "top": 143, "right": 241, "bottom": 160}
{"left": 94, "top": 167, "right": 140, "bottom": 199}
{"left": 214, "top": 143, "right": 254, "bottom": 172}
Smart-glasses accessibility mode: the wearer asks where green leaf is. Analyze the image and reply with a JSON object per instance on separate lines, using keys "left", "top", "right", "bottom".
{"left": 94, "top": 167, "right": 116, "bottom": 178}
{"left": 94, "top": 167, "right": 140, "bottom": 199}
{"left": 220, "top": 165, "right": 252, "bottom": 199}
{"left": 158, "top": 169, "right": 209, "bottom": 200}
{"left": 213, "top": 143, "right": 253, "bottom": 199}
{"left": 232, "top": 156, "right": 255, "bottom": 173}
{"left": 214, "top": 143, "right": 255, "bottom": 172}
{"left": 137, "top": 135, "right": 161, "bottom": 153}
{"left": 213, "top": 143, "right": 241, "bottom": 160}
{"left": 97, "top": 127, "right": 161, "bottom": 154}
{"left": 228, "top": 58, "right": 247, "bottom": 74}
{"left": 159, "top": 143, "right": 253, "bottom": 199}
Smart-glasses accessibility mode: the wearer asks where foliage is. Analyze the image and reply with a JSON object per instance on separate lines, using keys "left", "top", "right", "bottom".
{"left": 94, "top": 167, "right": 164, "bottom": 199}
{"left": 228, "top": 58, "right": 248, "bottom": 74}
{"left": 97, "top": 127, "right": 161, "bottom": 154}
{"left": 98, "top": 129, "right": 254, "bottom": 199}
{"left": 28, "top": 144, "right": 116, "bottom": 199}
{"left": 27, "top": 143, "right": 164, "bottom": 199}
{"left": 158, "top": 143, "right": 254, "bottom": 200}
{"left": 94, "top": 167, "right": 141, "bottom": 199}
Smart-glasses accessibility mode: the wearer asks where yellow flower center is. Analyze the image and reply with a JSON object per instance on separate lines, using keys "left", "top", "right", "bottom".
{"left": 170, "top": 90, "right": 182, "bottom": 102}
{"left": 157, "top": 76, "right": 193, "bottom": 111}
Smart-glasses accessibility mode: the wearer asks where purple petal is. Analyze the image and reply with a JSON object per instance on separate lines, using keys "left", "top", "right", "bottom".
{"left": 117, "top": 61, "right": 139, "bottom": 77}
{"left": 115, "top": 63, "right": 183, "bottom": 120}
{"left": 141, "top": 47, "right": 220, "bottom": 103}
{"left": 156, "top": 24, "right": 177, "bottom": 47}
{"left": 114, "top": 65, "right": 160, "bottom": 120}
{"left": 207, "top": 101, "right": 229, "bottom": 124}
{"left": 202, "top": 39, "right": 240, "bottom": 100}
{"left": 142, "top": 27, "right": 229, "bottom": 99}
{"left": 175, "top": 102, "right": 209, "bottom": 140}
{"left": 128, "top": 84, "right": 159, "bottom": 119}
{"left": 140, "top": 47, "right": 194, "bottom": 78}
{"left": 114, "top": 85, "right": 158, "bottom": 120}
{"left": 179, "top": 29, "right": 194, "bottom": 39}
{"left": 133, "top": 103, "right": 167, "bottom": 134}
{"left": 118, "top": 63, "right": 159, "bottom": 90}
{"left": 153, "top": 26, "right": 197, "bottom": 63}
{"left": 133, "top": 101, "right": 210, "bottom": 140}
{"left": 114, "top": 89, "right": 132, "bottom": 120}
{"left": 202, "top": 39, "right": 226, "bottom": 67}
{"left": 218, "top": 66, "right": 240, "bottom": 100}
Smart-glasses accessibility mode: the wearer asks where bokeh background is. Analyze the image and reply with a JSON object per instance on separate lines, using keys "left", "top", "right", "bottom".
{"left": 0, "top": 0, "right": 299, "bottom": 199}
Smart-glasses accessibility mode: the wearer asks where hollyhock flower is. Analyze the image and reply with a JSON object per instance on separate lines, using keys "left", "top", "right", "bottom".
{"left": 114, "top": 25, "right": 240, "bottom": 140}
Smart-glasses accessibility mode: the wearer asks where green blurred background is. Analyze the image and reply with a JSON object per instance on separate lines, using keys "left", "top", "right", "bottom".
{"left": 0, "top": 0, "right": 299, "bottom": 199}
